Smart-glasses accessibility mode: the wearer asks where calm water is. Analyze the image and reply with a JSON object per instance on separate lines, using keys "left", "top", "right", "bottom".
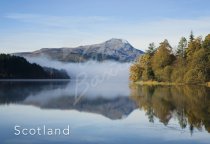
{"left": 0, "top": 80, "right": 210, "bottom": 144}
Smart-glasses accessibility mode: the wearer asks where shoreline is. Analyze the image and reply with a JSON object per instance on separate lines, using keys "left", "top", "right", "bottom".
{"left": 134, "top": 81, "right": 210, "bottom": 87}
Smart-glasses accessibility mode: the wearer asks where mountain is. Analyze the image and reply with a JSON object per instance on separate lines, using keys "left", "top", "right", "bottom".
{"left": 0, "top": 54, "right": 70, "bottom": 79}
{"left": 15, "top": 38, "right": 144, "bottom": 62}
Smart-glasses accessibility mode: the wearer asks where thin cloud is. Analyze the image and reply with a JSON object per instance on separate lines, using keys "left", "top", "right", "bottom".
{"left": 2, "top": 14, "right": 210, "bottom": 53}
{"left": 5, "top": 13, "right": 112, "bottom": 28}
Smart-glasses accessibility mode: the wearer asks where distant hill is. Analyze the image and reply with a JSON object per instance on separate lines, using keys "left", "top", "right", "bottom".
{"left": 15, "top": 38, "right": 144, "bottom": 62}
{"left": 0, "top": 54, "right": 70, "bottom": 79}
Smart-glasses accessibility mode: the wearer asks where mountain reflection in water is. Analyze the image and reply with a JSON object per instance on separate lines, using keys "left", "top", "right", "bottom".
{"left": 130, "top": 84, "right": 210, "bottom": 134}
{"left": 0, "top": 81, "right": 136, "bottom": 120}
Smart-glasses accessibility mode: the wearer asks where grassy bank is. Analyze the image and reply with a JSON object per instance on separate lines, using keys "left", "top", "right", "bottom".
{"left": 135, "top": 81, "right": 179, "bottom": 86}
{"left": 134, "top": 81, "right": 210, "bottom": 87}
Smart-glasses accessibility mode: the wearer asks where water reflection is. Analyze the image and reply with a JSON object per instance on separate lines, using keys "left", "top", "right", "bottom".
{"left": 0, "top": 81, "right": 136, "bottom": 120}
{"left": 0, "top": 81, "right": 69, "bottom": 104}
{"left": 1, "top": 81, "right": 210, "bottom": 143}
{"left": 130, "top": 84, "right": 210, "bottom": 134}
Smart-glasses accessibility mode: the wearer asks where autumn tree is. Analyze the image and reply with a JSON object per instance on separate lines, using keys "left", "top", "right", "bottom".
{"left": 186, "top": 37, "right": 202, "bottom": 60}
{"left": 202, "top": 34, "right": 210, "bottom": 81}
{"left": 203, "top": 34, "right": 210, "bottom": 49}
{"left": 152, "top": 40, "right": 173, "bottom": 69}
{"left": 151, "top": 40, "right": 175, "bottom": 81}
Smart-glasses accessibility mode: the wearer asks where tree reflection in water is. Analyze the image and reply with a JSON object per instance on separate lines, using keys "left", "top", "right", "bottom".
{"left": 130, "top": 84, "right": 210, "bottom": 134}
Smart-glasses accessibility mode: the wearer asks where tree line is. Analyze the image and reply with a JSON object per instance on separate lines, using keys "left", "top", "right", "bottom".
{"left": 130, "top": 32, "right": 210, "bottom": 84}
{"left": 0, "top": 54, "right": 70, "bottom": 79}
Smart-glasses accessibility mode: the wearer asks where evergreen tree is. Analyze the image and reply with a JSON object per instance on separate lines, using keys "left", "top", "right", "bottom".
{"left": 146, "top": 43, "right": 156, "bottom": 55}
{"left": 177, "top": 37, "right": 187, "bottom": 58}
{"left": 189, "top": 31, "right": 194, "bottom": 42}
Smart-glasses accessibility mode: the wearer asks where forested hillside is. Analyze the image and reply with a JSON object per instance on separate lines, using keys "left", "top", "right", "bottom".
{"left": 0, "top": 54, "right": 70, "bottom": 79}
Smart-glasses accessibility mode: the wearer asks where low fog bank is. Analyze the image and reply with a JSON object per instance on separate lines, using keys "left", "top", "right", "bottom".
{"left": 25, "top": 56, "right": 131, "bottom": 83}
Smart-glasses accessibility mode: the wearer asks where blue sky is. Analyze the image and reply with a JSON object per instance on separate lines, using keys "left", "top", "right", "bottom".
{"left": 1, "top": 0, "right": 210, "bottom": 53}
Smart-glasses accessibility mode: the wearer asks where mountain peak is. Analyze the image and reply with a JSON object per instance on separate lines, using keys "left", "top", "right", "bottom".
{"left": 105, "top": 38, "right": 129, "bottom": 44}
{"left": 15, "top": 38, "right": 144, "bottom": 62}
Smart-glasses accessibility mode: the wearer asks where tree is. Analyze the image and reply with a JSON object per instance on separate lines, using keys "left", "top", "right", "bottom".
{"left": 152, "top": 39, "right": 174, "bottom": 69}
{"left": 203, "top": 34, "right": 210, "bottom": 81}
{"left": 129, "top": 63, "right": 142, "bottom": 82}
{"left": 177, "top": 37, "right": 187, "bottom": 58}
{"left": 186, "top": 37, "right": 202, "bottom": 60}
{"left": 142, "top": 66, "right": 155, "bottom": 81}
{"left": 184, "top": 38, "right": 208, "bottom": 83}
{"left": 189, "top": 31, "right": 194, "bottom": 42}
{"left": 151, "top": 40, "right": 175, "bottom": 82}
{"left": 203, "top": 34, "right": 210, "bottom": 49}
{"left": 146, "top": 43, "right": 156, "bottom": 55}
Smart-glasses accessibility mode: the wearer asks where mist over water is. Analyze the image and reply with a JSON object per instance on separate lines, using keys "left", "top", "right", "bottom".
{"left": 24, "top": 56, "right": 131, "bottom": 99}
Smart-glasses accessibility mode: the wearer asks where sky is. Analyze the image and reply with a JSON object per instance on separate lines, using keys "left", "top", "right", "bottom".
{"left": 1, "top": 0, "right": 210, "bottom": 53}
